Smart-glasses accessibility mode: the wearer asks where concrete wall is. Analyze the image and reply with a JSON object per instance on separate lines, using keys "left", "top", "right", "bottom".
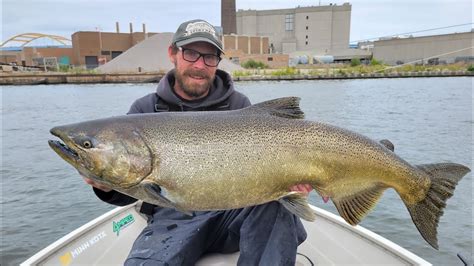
{"left": 373, "top": 32, "right": 474, "bottom": 65}
{"left": 0, "top": 51, "right": 21, "bottom": 64}
{"left": 223, "top": 35, "right": 237, "bottom": 50}
{"left": 239, "top": 10, "right": 258, "bottom": 36}
{"left": 222, "top": 35, "right": 269, "bottom": 54}
{"left": 236, "top": 3, "right": 351, "bottom": 54}
{"left": 23, "top": 47, "right": 75, "bottom": 66}
{"left": 237, "top": 36, "right": 249, "bottom": 54}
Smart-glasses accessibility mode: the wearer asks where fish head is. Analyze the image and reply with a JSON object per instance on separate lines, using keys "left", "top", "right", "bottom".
{"left": 48, "top": 119, "right": 153, "bottom": 188}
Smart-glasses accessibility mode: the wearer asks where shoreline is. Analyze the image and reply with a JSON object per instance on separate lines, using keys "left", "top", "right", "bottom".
{"left": 1, "top": 70, "right": 472, "bottom": 85}
{"left": 0, "top": 72, "right": 165, "bottom": 86}
{"left": 233, "top": 70, "right": 473, "bottom": 81}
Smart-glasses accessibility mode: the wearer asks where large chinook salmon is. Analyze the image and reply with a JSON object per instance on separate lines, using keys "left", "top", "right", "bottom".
{"left": 48, "top": 97, "right": 470, "bottom": 249}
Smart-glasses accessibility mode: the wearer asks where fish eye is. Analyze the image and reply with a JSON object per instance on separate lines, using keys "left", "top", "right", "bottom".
{"left": 83, "top": 140, "right": 93, "bottom": 149}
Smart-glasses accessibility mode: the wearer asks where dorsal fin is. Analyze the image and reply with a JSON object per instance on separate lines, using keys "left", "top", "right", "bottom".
{"left": 243, "top": 97, "right": 305, "bottom": 119}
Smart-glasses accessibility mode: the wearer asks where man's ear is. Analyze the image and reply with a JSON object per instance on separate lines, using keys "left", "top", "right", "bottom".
{"left": 168, "top": 46, "right": 177, "bottom": 64}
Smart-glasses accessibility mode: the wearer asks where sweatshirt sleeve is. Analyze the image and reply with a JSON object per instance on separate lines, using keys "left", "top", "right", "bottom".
{"left": 127, "top": 101, "right": 143, "bottom": 114}
{"left": 93, "top": 187, "right": 138, "bottom": 206}
{"left": 228, "top": 91, "right": 251, "bottom": 110}
{"left": 242, "top": 96, "right": 251, "bottom": 108}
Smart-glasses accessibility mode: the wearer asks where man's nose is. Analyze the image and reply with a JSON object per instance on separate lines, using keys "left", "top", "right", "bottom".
{"left": 192, "top": 56, "right": 207, "bottom": 68}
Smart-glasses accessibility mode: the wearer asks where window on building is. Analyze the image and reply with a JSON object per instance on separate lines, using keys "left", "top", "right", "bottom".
{"left": 306, "top": 35, "right": 308, "bottom": 39}
{"left": 305, "top": 41, "right": 308, "bottom": 45}
{"left": 101, "top": 51, "right": 111, "bottom": 55}
{"left": 268, "top": 57, "right": 273, "bottom": 61}
{"left": 85, "top": 56, "right": 98, "bottom": 69}
{"left": 306, "top": 26, "right": 309, "bottom": 30}
{"left": 111, "top": 51, "right": 123, "bottom": 59}
{"left": 306, "top": 16, "right": 309, "bottom": 20}
{"left": 285, "top": 14, "right": 294, "bottom": 31}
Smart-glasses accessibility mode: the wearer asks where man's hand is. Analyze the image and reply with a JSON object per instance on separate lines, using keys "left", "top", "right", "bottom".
{"left": 82, "top": 176, "right": 113, "bottom": 192}
{"left": 289, "top": 184, "right": 313, "bottom": 196}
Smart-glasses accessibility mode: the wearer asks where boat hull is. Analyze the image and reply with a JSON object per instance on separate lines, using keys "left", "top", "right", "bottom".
{"left": 21, "top": 202, "right": 431, "bottom": 266}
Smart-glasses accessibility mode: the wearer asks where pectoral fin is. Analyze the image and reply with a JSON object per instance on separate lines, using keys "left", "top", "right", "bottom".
{"left": 278, "top": 192, "right": 316, "bottom": 221}
{"left": 143, "top": 182, "right": 193, "bottom": 216}
{"left": 332, "top": 185, "right": 386, "bottom": 225}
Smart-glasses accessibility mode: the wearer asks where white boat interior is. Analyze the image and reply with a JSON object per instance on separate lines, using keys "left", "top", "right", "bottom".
{"left": 21, "top": 202, "right": 431, "bottom": 266}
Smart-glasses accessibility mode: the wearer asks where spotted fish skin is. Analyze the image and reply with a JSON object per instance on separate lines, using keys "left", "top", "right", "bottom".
{"left": 49, "top": 97, "right": 470, "bottom": 250}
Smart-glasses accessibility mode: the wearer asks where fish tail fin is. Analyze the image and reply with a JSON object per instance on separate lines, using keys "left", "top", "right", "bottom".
{"left": 405, "top": 163, "right": 470, "bottom": 250}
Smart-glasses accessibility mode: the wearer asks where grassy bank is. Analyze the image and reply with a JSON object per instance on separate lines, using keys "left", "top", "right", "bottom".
{"left": 232, "top": 63, "right": 474, "bottom": 78}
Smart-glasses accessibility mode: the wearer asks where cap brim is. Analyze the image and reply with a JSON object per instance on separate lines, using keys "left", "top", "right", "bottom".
{"left": 175, "top": 37, "right": 224, "bottom": 53}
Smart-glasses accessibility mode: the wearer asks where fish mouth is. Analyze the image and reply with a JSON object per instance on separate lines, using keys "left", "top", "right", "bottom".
{"left": 48, "top": 139, "right": 79, "bottom": 160}
{"left": 48, "top": 127, "right": 80, "bottom": 163}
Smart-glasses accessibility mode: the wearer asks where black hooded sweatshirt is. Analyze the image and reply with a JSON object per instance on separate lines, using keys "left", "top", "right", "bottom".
{"left": 93, "top": 69, "right": 251, "bottom": 208}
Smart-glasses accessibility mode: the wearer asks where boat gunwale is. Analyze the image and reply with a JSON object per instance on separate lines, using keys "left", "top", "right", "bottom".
{"left": 20, "top": 203, "right": 432, "bottom": 266}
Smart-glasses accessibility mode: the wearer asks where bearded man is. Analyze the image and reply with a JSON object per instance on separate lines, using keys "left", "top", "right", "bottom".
{"left": 83, "top": 19, "right": 311, "bottom": 266}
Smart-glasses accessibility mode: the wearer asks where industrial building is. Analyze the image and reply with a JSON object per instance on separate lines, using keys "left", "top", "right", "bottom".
{"left": 236, "top": 3, "right": 352, "bottom": 55}
{"left": 372, "top": 31, "right": 474, "bottom": 65}
{"left": 72, "top": 23, "right": 155, "bottom": 68}
{"left": 233, "top": 2, "right": 371, "bottom": 63}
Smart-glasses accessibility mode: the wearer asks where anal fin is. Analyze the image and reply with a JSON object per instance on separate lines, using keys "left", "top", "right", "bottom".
{"left": 278, "top": 192, "right": 316, "bottom": 221}
{"left": 332, "top": 185, "right": 386, "bottom": 226}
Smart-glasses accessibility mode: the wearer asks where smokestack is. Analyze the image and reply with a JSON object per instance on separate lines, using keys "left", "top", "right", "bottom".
{"left": 221, "top": 0, "right": 236, "bottom": 34}
{"left": 116, "top": 22, "right": 120, "bottom": 33}
{"left": 129, "top": 23, "right": 133, "bottom": 33}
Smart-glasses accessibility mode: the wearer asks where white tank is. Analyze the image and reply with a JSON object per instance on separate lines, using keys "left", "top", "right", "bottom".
{"left": 313, "top": 55, "right": 334, "bottom": 64}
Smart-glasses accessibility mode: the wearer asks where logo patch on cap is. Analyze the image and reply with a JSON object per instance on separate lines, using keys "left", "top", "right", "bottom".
{"left": 184, "top": 21, "right": 218, "bottom": 39}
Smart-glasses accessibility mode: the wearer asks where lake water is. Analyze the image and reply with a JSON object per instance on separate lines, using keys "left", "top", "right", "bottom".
{"left": 1, "top": 77, "right": 472, "bottom": 266}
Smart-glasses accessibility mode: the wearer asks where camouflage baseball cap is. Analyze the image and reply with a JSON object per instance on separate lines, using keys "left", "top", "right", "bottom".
{"left": 172, "top": 19, "right": 224, "bottom": 53}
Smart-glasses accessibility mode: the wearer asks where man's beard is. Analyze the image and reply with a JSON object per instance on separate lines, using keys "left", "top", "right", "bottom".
{"left": 174, "top": 67, "right": 213, "bottom": 98}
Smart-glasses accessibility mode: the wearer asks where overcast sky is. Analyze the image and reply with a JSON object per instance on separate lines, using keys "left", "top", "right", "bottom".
{"left": 1, "top": 0, "right": 472, "bottom": 46}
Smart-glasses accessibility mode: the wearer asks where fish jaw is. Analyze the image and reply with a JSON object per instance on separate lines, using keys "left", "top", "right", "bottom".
{"left": 49, "top": 126, "right": 82, "bottom": 168}
{"left": 48, "top": 139, "right": 80, "bottom": 165}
